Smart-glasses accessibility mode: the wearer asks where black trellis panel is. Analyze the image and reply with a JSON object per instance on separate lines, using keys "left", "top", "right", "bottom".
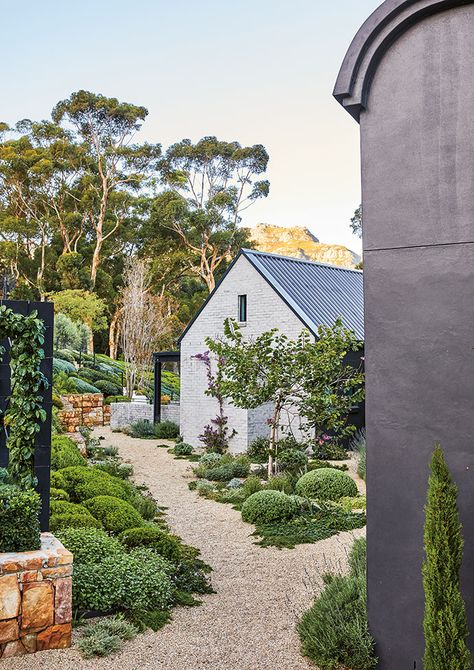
{"left": 0, "top": 300, "right": 54, "bottom": 532}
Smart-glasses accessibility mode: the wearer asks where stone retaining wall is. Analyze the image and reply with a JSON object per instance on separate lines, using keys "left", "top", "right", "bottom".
{"left": 0, "top": 534, "right": 73, "bottom": 658}
{"left": 58, "top": 393, "right": 109, "bottom": 433}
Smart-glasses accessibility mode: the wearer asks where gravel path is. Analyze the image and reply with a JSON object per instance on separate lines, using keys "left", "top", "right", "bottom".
{"left": 3, "top": 428, "right": 365, "bottom": 670}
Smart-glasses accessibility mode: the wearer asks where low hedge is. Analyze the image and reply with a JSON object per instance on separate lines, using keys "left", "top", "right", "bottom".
{"left": 58, "top": 466, "right": 129, "bottom": 503}
{"left": 0, "top": 486, "right": 41, "bottom": 552}
{"left": 94, "top": 380, "right": 122, "bottom": 397}
{"left": 241, "top": 490, "right": 299, "bottom": 525}
{"left": 119, "top": 526, "right": 183, "bottom": 563}
{"left": 50, "top": 513, "right": 102, "bottom": 533}
{"left": 69, "top": 377, "right": 101, "bottom": 394}
{"left": 295, "top": 468, "right": 358, "bottom": 501}
{"left": 173, "top": 443, "right": 193, "bottom": 456}
{"left": 50, "top": 500, "right": 92, "bottom": 517}
{"left": 83, "top": 496, "right": 144, "bottom": 534}
{"left": 51, "top": 435, "right": 86, "bottom": 470}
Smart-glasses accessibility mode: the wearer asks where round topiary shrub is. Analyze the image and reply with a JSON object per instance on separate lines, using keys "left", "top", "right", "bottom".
{"left": 51, "top": 470, "right": 67, "bottom": 490}
{"left": 83, "top": 496, "right": 144, "bottom": 534}
{"left": 50, "top": 487, "right": 70, "bottom": 501}
{"left": 173, "top": 442, "right": 193, "bottom": 456}
{"left": 50, "top": 500, "right": 92, "bottom": 517}
{"left": 56, "top": 527, "right": 124, "bottom": 565}
{"left": 51, "top": 436, "right": 86, "bottom": 470}
{"left": 241, "top": 490, "right": 299, "bottom": 524}
{"left": 58, "top": 466, "right": 129, "bottom": 503}
{"left": 119, "top": 526, "right": 183, "bottom": 563}
{"left": 295, "top": 468, "right": 358, "bottom": 501}
{"left": 49, "top": 513, "right": 102, "bottom": 533}
{"left": 0, "top": 487, "right": 41, "bottom": 552}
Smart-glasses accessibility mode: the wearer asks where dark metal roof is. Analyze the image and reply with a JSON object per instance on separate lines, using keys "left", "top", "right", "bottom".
{"left": 242, "top": 249, "right": 364, "bottom": 340}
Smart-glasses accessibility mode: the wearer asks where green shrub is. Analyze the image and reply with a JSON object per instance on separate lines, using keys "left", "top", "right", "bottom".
{"left": 296, "top": 468, "right": 358, "bottom": 501}
{"left": 351, "top": 430, "right": 366, "bottom": 481}
{"left": 50, "top": 487, "right": 70, "bottom": 501}
{"left": 312, "top": 441, "right": 348, "bottom": 461}
{"left": 196, "top": 480, "right": 215, "bottom": 496}
{"left": 57, "top": 527, "right": 124, "bottom": 565}
{"left": 50, "top": 513, "right": 102, "bottom": 532}
{"left": 55, "top": 349, "right": 76, "bottom": 364}
{"left": 73, "top": 549, "right": 174, "bottom": 612}
{"left": 83, "top": 496, "right": 144, "bottom": 534}
{"left": 69, "top": 377, "right": 101, "bottom": 394}
{"left": 199, "top": 453, "right": 222, "bottom": 467}
{"left": 349, "top": 538, "right": 367, "bottom": 578}
{"left": 173, "top": 442, "right": 193, "bottom": 456}
{"left": 307, "top": 460, "right": 348, "bottom": 472}
{"left": 154, "top": 421, "right": 179, "bottom": 439}
{"left": 247, "top": 436, "right": 269, "bottom": 463}
{"left": 241, "top": 490, "right": 299, "bottom": 524}
{"left": 94, "top": 461, "right": 133, "bottom": 480}
{"left": 51, "top": 470, "right": 67, "bottom": 490}
{"left": 104, "top": 395, "right": 131, "bottom": 405}
{"left": 119, "top": 526, "right": 183, "bottom": 563}
{"left": 127, "top": 609, "right": 171, "bottom": 632}
{"left": 53, "top": 357, "right": 76, "bottom": 375}
{"left": 242, "top": 475, "right": 263, "bottom": 497}
{"left": 58, "top": 466, "right": 129, "bottom": 503}
{"left": 50, "top": 500, "right": 92, "bottom": 517}
{"left": 339, "top": 496, "right": 366, "bottom": 512}
{"left": 77, "top": 627, "right": 122, "bottom": 658}
{"left": 278, "top": 448, "right": 308, "bottom": 472}
{"left": 298, "top": 539, "right": 376, "bottom": 670}
{"left": 265, "top": 474, "right": 296, "bottom": 494}
{"left": 128, "top": 419, "right": 155, "bottom": 439}
{"left": 77, "top": 616, "right": 138, "bottom": 658}
{"left": 0, "top": 468, "right": 11, "bottom": 485}
{"left": 51, "top": 435, "right": 86, "bottom": 470}
{"left": 95, "top": 380, "right": 122, "bottom": 397}
{"left": 200, "top": 457, "right": 251, "bottom": 482}
{"left": 0, "top": 486, "right": 41, "bottom": 552}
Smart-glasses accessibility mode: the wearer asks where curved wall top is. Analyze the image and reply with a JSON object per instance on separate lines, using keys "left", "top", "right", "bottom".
{"left": 334, "top": 0, "right": 473, "bottom": 121}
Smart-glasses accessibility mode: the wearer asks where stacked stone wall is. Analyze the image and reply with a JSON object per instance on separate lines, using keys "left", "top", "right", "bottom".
{"left": 58, "top": 393, "right": 109, "bottom": 433}
{"left": 0, "top": 534, "right": 73, "bottom": 658}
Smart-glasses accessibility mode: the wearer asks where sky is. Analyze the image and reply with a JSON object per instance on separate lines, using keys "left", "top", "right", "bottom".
{"left": 1, "top": 0, "right": 382, "bottom": 255}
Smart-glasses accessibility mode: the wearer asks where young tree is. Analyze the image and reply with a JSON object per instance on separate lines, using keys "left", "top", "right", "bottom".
{"left": 351, "top": 204, "right": 362, "bottom": 238}
{"left": 423, "top": 445, "right": 471, "bottom": 670}
{"left": 49, "top": 289, "right": 107, "bottom": 352}
{"left": 119, "top": 259, "right": 174, "bottom": 398}
{"left": 298, "top": 320, "right": 364, "bottom": 451}
{"left": 206, "top": 319, "right": 304, "bottom": 476}
{"left": 52, "top": 90, "right": 161, "bottom": 287}
{"left": 151, "top": 136, "right": 269, "bottom": 291}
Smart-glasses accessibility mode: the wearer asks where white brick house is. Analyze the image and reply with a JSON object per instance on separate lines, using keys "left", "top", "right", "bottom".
{"left": 179, "top": 249, "right": 364, "bottom": 453}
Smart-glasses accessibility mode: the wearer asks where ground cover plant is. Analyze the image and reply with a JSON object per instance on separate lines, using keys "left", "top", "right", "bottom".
{"left": 188, "top": 449, "right": 365, "bottom": 549}
{"left": 298, "top": 538, "right": 377, "bottom": 670}
{"left": 50, "top": 430, "right": 212, "bottom": 657}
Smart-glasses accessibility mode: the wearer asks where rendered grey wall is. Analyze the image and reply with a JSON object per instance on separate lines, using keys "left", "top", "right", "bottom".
{"left": 359, "top": 5, "right": 474, "bottom": 668}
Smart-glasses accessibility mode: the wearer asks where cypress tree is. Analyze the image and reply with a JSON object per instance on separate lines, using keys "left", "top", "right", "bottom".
{"left": 423, "top": 444, "right": 471, "bottom": 670}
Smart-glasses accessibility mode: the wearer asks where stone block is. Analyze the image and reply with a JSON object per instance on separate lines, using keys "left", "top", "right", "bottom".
{"left": 54, "top": 578, "right": 72, "bottom": 624}
{"left": 21, "top": 582, "right": 54, "bottom": 631}
{"left": 0, "top": 619, "right": 19, "bottom": 644}
{"left": 1, "top": 639, "right": 26, "bottom": 657}
{"left": 0, "top": 575, "right": 20, "bottom": 620}
{"left": 36, "top": 623, "right": 72, "bottom": 650}
{"left": 20, "top": 633, "right": 37, "bottom": 653}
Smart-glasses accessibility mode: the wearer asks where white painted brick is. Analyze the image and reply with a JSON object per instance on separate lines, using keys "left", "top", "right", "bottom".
{"left": 180, "top": 255, "right": 311, "bottom": 453}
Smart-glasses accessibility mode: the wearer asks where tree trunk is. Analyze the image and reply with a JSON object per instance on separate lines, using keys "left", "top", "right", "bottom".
{"left": 268, "top": 405, "right": 281, "bottom": 479}
{"left": 108, "top": 308, "right": 121, "bottom": 359}
{"left": 88, "top": 328, "right": 94, "bottom": 354}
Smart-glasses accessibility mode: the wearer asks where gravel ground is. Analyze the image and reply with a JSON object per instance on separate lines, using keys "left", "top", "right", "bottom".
{"left": 3, "top": 428, "right": 365, "bottom": 670}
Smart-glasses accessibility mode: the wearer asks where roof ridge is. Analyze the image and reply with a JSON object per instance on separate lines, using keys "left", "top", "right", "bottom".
{"left": 241, "top": 248, "right": 362, "bottom": 273}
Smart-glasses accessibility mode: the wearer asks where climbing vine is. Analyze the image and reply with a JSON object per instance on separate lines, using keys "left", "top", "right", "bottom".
{"left": 0, "top": 306, "right": 48, "bottom": 489}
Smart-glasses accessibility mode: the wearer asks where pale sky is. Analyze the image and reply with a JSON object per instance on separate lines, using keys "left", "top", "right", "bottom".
{"left": 1, "top": 0, "right": 382, "bottom": 254}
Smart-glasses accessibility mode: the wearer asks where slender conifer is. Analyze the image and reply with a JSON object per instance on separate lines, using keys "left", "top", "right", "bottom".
{"left": 423, "top": 444, "right": 471, "bottom": 670}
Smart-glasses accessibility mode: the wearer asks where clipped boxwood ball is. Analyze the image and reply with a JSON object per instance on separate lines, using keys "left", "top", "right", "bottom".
{"left": 83, "top": 496, "right": 144, "bottom": 534}
{"left": 295, "top": 468, "right": 358, "bottom": 501}
{"left": 119, "top": 526, "right": 183, "bottom": 563}
{"left": 49, "top": 513, "right": 102, "bottom": 533}
{"left": 241, "top": 490, "right": 299, "bottom": 524}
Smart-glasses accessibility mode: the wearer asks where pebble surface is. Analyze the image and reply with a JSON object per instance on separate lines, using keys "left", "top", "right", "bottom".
{"left": 2, "top": 427, "right": 365, "bottom": 670}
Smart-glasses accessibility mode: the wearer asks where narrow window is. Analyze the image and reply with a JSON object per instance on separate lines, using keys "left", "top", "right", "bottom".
{"left": 238, "top": 294, "right": 247, "bottom": 322}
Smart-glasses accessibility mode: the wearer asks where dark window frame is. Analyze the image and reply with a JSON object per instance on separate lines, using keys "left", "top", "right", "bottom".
{"left": 238, "top": 294, "right": 247, "bottom": 322}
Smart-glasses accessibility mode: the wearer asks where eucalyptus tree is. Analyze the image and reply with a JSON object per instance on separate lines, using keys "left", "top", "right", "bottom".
{"left": 150, "top": 136, "right": 270, "bottom": 292}
{"left": 52, "top": 90, "right": 161, "bottom": 288}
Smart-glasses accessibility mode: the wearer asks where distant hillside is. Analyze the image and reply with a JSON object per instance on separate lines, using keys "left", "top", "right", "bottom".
{"left": 249, "top": 224, "right": 360, "bottom": 269}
